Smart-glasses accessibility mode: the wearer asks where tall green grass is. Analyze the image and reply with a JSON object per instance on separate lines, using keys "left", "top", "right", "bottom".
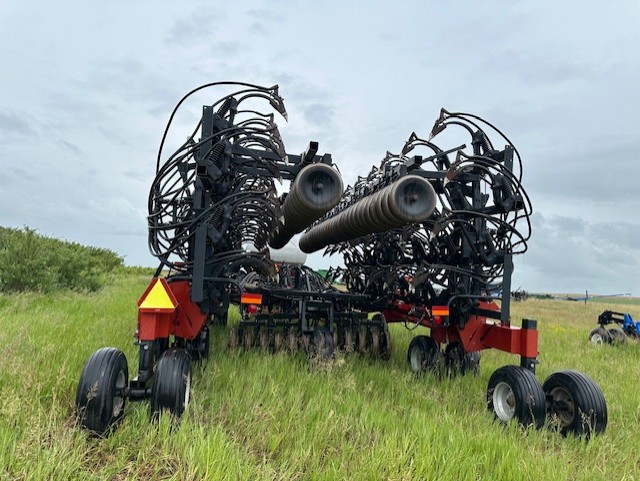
{"left": 1, "top": 275, "right": 639, "bottom": 480}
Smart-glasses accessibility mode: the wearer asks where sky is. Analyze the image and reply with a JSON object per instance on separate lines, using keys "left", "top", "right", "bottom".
{"left": 1, "top": 0, "right": 639, "bottom": 295}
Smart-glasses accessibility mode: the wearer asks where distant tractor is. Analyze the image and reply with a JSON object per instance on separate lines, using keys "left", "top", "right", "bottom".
{"left": 589, "top": 310, "right": 640, "bottom": 344}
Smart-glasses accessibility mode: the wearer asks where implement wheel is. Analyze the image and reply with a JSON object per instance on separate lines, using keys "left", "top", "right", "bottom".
{"left": 543, "top": 370, "right": 607, "bottom": 437}
{"left": 76, "top": 347, "right": 129, "bottom": 436}
{"left": 589, "top": 327, "right": 611, "bottom": 345}
{"left": 151, "top": 348, "right": 191, "bottom": 418}
{"left": 608, "top": 328, "right": 626, "bottom": 343}
{"left": 407, "top": 335, "right": 439, "bottom": 374}
{"left": 486, "top": 365, "right": 546, "bottom": 429}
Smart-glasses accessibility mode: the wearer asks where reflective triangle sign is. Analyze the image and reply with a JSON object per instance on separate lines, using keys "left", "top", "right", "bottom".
{"left": 137, "top": 278, "right": 178, "bottom": 311}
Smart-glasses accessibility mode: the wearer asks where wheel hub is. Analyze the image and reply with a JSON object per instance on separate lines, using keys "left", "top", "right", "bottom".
{"left": 113, "top": 370, "right": 126, "bottom": 417}
{"left": 549, "top": 387, "right": 574, "bottom": 426}
{"left": 493, "top": 381, "right": 516, "bottom": 421}
{"left": 409, "top": 346, "right": 424, "bottom": 372}
{"left": 183, "top": 372, "right": 191, "bottom": 411}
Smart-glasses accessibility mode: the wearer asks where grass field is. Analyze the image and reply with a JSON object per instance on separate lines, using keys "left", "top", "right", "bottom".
{"left": 1, "top": 274, "right": 640, "bottom": 480}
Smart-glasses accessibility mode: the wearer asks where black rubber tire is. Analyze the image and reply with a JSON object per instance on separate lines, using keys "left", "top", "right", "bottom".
{"left": 444, "top": 342, "right": 480, "bottom": 376}
{"left": 589, "top": 327, "right": 611, "bottom": 345}
{"left": 407, "top": 335, "right": 439, "bottom": 374}
{"left": 76, "top": 347, "right": 129, "bottom": 435}
{"left": 486, "top": 365, "right": 546, "bottom": 429}
{"left": 542, "top": 370, "right": 607, "bottom": 437}
{"left": 151, "top": 348, "right": 191, "bottom": 418}
{"left": 608, "top": 328, "right": 626, "bottom": 343}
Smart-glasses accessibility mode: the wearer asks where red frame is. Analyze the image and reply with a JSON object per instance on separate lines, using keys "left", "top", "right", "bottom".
{"left": 136, "top": 277, "right": 537, "bottom": 360}
{"left": 137, "top": 279, "right": 207, "bottom": 342}
{"left": 381, "top": 300, "right": 538, "bottom": 358}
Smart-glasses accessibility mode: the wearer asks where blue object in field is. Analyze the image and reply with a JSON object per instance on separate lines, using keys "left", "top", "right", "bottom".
{"left": 623, "top": 313, "right": 640, "bottom": 336}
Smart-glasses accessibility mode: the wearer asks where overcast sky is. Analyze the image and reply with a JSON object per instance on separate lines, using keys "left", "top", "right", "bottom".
{"left": 1, "top": 0, "right": 639, "bottom": 295}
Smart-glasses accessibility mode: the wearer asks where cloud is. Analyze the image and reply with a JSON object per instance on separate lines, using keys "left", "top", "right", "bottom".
{"left": 303, "top": 103, "right": 333, "bottom": 127}
{"left": 210, "top": 41, "right": 248, "bottom": 56}
{"left": 0, "top": 110, "right": 37, "bottom": 140}
{"left": 55, "top": 139, "right": 82, "bottom": 155}
{"left": 164, "top": 9, "right": 220, "bottom": 46}
{"left": 527, "top": 138, "right": 640, "bottom": 213}
{"left": 1, "top": 0, "right": 638, "bottom": 283}
{"left": 514, "top": 212, "right": 640, "bottom": 294}
{"left": 484, "top": 49, "right": 596, "bottom": 87}
{"left": 250, "top": 21, "right": 268, "bottom": 36}
{"left": 246, "top": 7, "right": 283, "bottom": 23}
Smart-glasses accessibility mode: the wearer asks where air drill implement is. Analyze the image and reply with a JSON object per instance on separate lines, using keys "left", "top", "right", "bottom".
{"left": 76, "top": 83, "right": 607, "bottom": 438}
{"left": 76, "top": 82, "right": 344, "bottom": 434}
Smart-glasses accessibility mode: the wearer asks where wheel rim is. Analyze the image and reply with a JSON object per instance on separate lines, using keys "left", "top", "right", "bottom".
{"left": 113, "top": 369, "right": 126, "bottom": 417}
{"left": 550, "top": 386, "right": 575, "bottom": 426}
{"left": 183, "top": 372, "right": 191, "bottom": 411}
{"left": 590, "top": 333, "right": 603, "bottom": 345}
{"left": 409, "top": 345, "right": 424, "bottom": 372}
{"left": 492, "top": 381, "right": 516, "bottom": 421}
